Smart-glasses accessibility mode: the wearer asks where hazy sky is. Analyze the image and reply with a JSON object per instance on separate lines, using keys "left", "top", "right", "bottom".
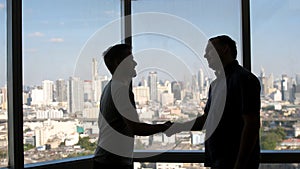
{"left": 0, "top": 0, "right": 300, "bottom": 87}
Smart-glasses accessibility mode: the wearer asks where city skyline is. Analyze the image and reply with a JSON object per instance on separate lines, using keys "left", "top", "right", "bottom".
{"left": 1, "top": 1, "right": 300, "bottom": 168}
{"left": 0, "top": 0, "right": 300, "bottom": 86}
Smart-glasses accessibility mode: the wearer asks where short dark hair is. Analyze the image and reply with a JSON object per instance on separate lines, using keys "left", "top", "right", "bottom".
{"left": 209, "top": 35, "right": 237, "bottom": 59}
{"left": 103, "top": 44, "right": 132, "bottom": 74}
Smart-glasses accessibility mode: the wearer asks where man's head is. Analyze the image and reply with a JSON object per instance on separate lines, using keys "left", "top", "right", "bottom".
{"left": 103, "top": 44, "right": 136, "bottom": 77}
{"left": 204, "top": 35, "right": 237, "bottom": 70}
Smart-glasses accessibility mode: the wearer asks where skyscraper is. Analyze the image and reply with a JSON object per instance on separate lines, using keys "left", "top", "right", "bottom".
{"left": 92, "top": 58, "right": 98, "bottom": 81}
{"left": 191, "top": 74, "right": 199, "bottom": 93}
{"left": 42, "top": 80, "right": 54, "bottom": 105}
{"left": 31, "top": 87, "right": 43, "bottom": 106}
{"left": 92, "top": 58, "right": 98, "bottom": 103}
{"left": 133, "top": 86, "right": 150, "bottom": 105}
{"left": 56, "top": 79, "right": 67, "bottom": 102}
{"left": 83, "top": 80, "right": 93, "bottom": 102}
{"left": 281, "top": 74, "right": 289, "bottom": 101}
{"left": 198, "top": 69, "right": 204, "bottom": 92}
{"left": 68, "top": 77, "right": 84, "bottom": 114}
{"left": 171, "top": 81, "right": 182, "bottom": 101}
{"left": 148, "top": 71, "right": 158, "bottom": 102}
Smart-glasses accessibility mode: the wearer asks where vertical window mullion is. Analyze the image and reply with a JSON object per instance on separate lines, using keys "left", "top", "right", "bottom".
{"left": 7, "top": 0, "right": 24, "bottom": 168}
{"left": 241, "top": 0, "right": 251, "bottom": 71}
{"left": 121, "top": 0, "right": 132, "bottom": 46}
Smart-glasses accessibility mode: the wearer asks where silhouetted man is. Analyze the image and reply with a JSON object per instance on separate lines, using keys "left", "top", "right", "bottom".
{"left": 94, "top": 44, "right": 172, "bottom": 169}
{"left": 166, "top": 35, "right": 261, "bottom": 169}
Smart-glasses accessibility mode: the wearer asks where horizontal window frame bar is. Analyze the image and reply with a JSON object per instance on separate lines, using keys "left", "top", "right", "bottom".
{"left": 133, "top": 150, "right": 300, "bottom": 163}
{"left": 21, "top": 150, "right": 300, "bottom": 169}
{"left": 23, "top": 155, "right": 94, "bottom": 169}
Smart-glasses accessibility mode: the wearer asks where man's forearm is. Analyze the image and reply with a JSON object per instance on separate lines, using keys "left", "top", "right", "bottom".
{"left": 190, "top": 114, "right": 207, "bottom": 131}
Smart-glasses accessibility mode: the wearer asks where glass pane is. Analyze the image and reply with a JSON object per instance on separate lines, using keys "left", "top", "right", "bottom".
{"left": 22, "top": 0, "right": 121, "bottom": 164}
{"left": 132, "top": 0, "right": 241, "bottom": 152}
{"left": 251, "top": 0, "right": 300, "bottom": 151}
{"left": 0, "top": 0, "right": 7, "bottom": 167}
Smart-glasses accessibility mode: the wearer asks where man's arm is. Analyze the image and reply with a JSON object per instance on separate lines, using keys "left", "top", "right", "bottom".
{"left": 233, "top": 113, "right": 260, "bottom": 169}
{"left": 165, "top": 113, "right": 207, "bottom": 136}
{"left": 124, "top": 119, "right": 172, "bottom": 136}
{"left": 112, "top": 83, "right": 172, "bottom": 136}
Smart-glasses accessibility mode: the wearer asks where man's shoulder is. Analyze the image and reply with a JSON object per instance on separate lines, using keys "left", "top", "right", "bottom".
{"left": 234, "top": 66, "right": 261, "bottom": 90}
{"left": 235, "top": 65, "right": 259, "bottom": 80}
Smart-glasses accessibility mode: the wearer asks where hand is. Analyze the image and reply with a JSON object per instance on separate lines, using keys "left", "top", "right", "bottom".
{"left": 161, "top": 121, "right": 173, "bottom": 132}
{"left": 164, "top": 122, "right": 184, "bottom": 137}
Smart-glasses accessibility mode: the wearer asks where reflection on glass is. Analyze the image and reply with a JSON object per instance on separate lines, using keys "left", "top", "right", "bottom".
{"left": 251, "top": 0, "right": 300, "bottom": 151}
{"left": 132, "top": 0, "right": 241, "bottom": 151}
{"left": 22, "top": 0, "right": 121, "bottom": 164}
{"left": 0, "top": 0, "right": 8, "bottom": 167}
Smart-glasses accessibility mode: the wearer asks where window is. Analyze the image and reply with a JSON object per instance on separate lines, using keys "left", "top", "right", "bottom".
{"left": 131, "top": 0, "right": 242, "bottom": 153}
{"left": 251, "top": 0, "right": 300, "bottom": 151}
{"left": 0, "top": 0, "right": 8, "bottom": 167}
{"left": 2, "top": 0, "right": 299, "bottom": 168}
{"left": 22, "top": 0, "right": 121, "bottom": 165}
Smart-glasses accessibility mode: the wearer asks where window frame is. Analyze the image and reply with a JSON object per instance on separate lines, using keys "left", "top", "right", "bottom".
{"left": 7, "top": 0, "right": 24, "bottom": 168}
{"left": 5, "top": 0, "right": 300, "bottom": 169}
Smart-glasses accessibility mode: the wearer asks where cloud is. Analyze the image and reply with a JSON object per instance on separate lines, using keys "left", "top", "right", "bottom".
{"left": 28, "top": 32, "right": 44, "bottom": 37}
{"left": 0, "top": 3, "right": 4, "bottom": 9}
{"left": 49, "top": 38, "right": 64, "bottom": 43}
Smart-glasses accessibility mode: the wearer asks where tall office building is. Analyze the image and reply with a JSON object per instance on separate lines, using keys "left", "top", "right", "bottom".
{"left": 56, "top": 79, "right": 67, "bottom": 102}
{"left": 191, "top": 74, "right": 199, "bottom": 93}
{"left": 35, "top": 127, "right": 46, "bottom": 147}
{"left": 259, "top": 67, "right": 267, "bottom": 96}
{"left": 171, "top": 81, "right": 182, "bottom": 101}
{"left": 67, "top": 77, "right": 84, "bottom": 114}
{"left": 281, "top": 74, "right": 289, "bottom": 101}
{"left": 198, "top": 69, "right": 204, "bottom": 92}
{"left": 31, "top": 87, "right": 43, "bottom": 106}
{"left": 157, "top": 81, "right": 171, "bottom": 103}
{"left": 91, "top": 58, "right": 106, "bottom": 103}
{"left": 42, "top": 80, "right": 54, "bottom": 105}
{"left": 258, "top": 67, "right": 275, "bottom": 96}
{"left": 133, "top": 86, "right": 150, "bottom": 105}
{"left": 92, "top": 58, "right": 98, "bottom": 81}
{"left": 148, "top": 71, "right": 158, "bottom": 102}
{"left": 83, "top": 80, "right": 93, "bottom": 102}
{"left": 294, "top": 84, "right": 300, "bottom": 104}
{"left": 92, "top": 58, "right": 98, "bottom": 103}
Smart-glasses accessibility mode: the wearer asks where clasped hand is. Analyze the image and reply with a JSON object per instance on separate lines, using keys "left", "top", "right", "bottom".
{"left": 163, "top": 122, "right": 185, "bottom": 137}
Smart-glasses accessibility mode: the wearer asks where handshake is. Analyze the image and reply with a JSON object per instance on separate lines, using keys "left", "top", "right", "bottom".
{"left": 161, "top": 121, "right": 188, "bottom": 137}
